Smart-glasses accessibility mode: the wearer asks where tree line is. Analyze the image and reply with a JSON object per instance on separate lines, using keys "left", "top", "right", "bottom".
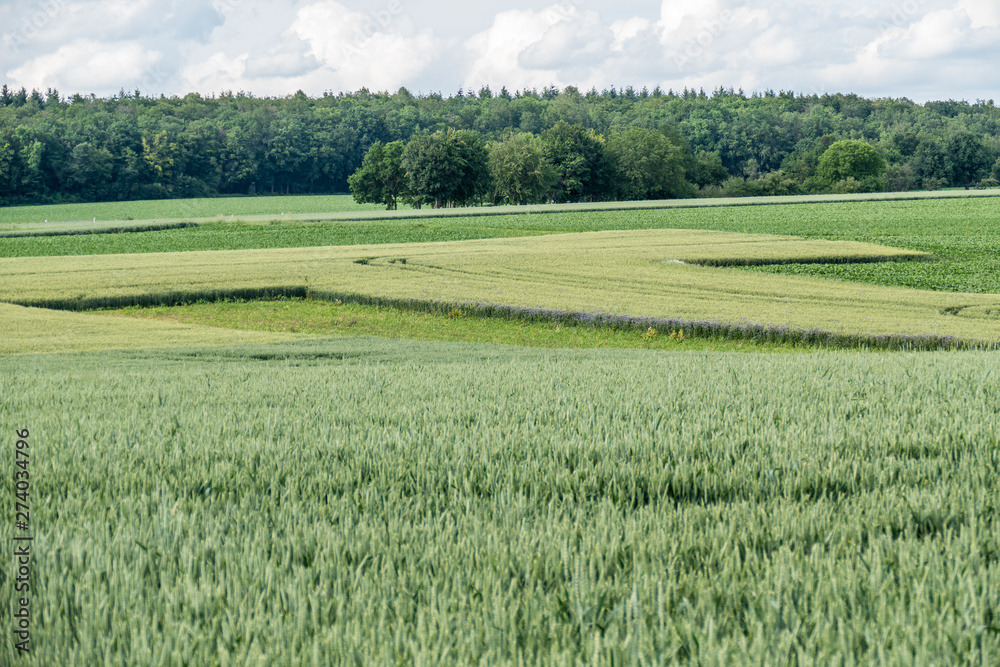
{"left": 348, "top": 123, "right": 698, "bottom": 208}
{"left": 1, "top": 83, "right": 998, "bottom": 207}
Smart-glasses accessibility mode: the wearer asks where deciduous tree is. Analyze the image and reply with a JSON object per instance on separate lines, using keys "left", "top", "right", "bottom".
{"left": 817, "top": 140, "right": 887, "bottom": 192}
{"left": 401, "top": 130, "right": 488, "bottom": 208}
{"left": 606, "top": 128, "right": 689, "bottom": 200}
{"left": 540, "top": 121, "right": 609, "bottom": 202}
{"left": 348, "top": 140, "right": 407, "bottom": 210}
{"left": 946, "top": 132, "right": 993, "bottom": 188}
{"left": 487, "top": 133, "right": 557, "bottom": 205}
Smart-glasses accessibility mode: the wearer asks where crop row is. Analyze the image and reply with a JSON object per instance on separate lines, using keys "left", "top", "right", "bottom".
{"left": 0, "top": 221, "right": 197, "bottom": 239}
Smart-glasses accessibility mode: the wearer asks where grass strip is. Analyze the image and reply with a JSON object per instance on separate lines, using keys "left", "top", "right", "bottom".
{"left": 105, "top": 298, "right": 804, "bottom": 353}
{"left": 105, "top": 292, "right": 986, "bottom": 352}
{"left": 306, "top": 291, "right": 984, "bottom": 351}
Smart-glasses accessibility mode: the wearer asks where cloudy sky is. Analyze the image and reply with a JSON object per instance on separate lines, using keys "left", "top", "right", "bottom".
{"left": 2, "top": 0, "right": 998, "bottom": 102}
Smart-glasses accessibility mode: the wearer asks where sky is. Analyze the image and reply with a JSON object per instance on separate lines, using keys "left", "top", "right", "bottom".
{"left": 1, "top": 0, "right": 999, "bottom": 102}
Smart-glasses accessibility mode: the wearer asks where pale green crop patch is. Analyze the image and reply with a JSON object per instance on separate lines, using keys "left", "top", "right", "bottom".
{"left": 0, "top": 302, "right": 302, "bottom": 355}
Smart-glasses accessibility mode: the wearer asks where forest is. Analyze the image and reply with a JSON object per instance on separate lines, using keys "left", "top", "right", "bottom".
{"left": 1, "top": 83, "right": 999, "bottom": 207}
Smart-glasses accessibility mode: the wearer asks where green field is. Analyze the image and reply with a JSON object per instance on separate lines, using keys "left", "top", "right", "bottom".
{"left": 2, "top": 340, "right": 999, "bottom": 663}
{"left": 3, "top": 192, "right": 1000, "bottom": 663}
{"left": 4, "top": 194, "right": 999, "bottom": 295}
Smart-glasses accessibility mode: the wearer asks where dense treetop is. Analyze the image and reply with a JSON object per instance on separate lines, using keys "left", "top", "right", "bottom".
{"left": 1, "top": 84, "right": 998, "bottom": 206}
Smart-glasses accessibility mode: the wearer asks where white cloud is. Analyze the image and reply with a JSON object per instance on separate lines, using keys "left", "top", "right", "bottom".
{"left": 610, "top": 17, "right": 651, "bottom": 53}
{"left": 807, "top": 3, "right": 1000, "bottom": 100}
{"left": 291, "top": 0, "right": 439, "bottom": 92}
{"left": 181, "top": 52, "right": 249, "bottom": 93}
{"left": 658, "top": 0, "right": 724, "bottom": 36}
{"left": 895, "top": 9, "right": 971, "bottom": 59}
{"left": 743, "top": 26, "right": 800, "bottom": 67}
{"left": 657, "top": 1, "right": 769, "bottom": 73}
{"left": 7, "top": 40, "right": 162, "bottom": 92}
{"left": 463, "top": 7, "right": 569, "bottom": 91}
{"left": 957, "top": 0, "right": 1000, "bottom": 29}
{"left": 463, "top": 5, "right": 658, "bottom": 93}
{"left": 520, "top": 12, "right": 612, "bottom": 71}
{"left": 244, "top": 44, "right": 320, "bottom": 80}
